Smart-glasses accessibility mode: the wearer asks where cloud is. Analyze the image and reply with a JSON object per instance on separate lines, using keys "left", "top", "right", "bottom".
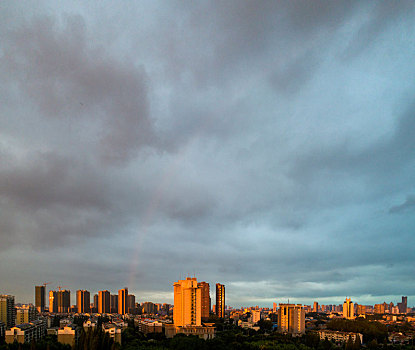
{"left": 1, "top": 14, "right": 155, "bottom": 164}
{"left": 389, "top": 195, "right": 415, "bottom": 214}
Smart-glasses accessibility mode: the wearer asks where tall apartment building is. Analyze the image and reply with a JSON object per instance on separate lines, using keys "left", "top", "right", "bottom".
{"left": 374, "top": 303, "right": 385, "bottom": 314}
{"left": 15, "top": 305, "right": 36, "bottom": 325}
{"left": 343, "top": 298, "right": 355, "bottom": 319}
{"left": 76, "top": 290, "right": 90, "bottom": 313}
{"left": 118, "top": 288, "right": 128, "bottom": 315}
{"left": 313, "top": 302, "right": 319, "bottom": 313}
{"left": 110, "top": 294, "right": 118, "bottom": 314}
{"left": 278, "top": 304, "right": 305, "bottom": 334}
{"left": 0, "top": 295, "right": 16, "bottom": 328}
{"left": 398, "top": 296, "right": 408, "bottom": 314}
{"left": 173, "top": 277, "right": 202, "bottom": 327}
{"left": 127, "top": 294, "right": 135, "bottom": 314}
{"left": 57, "top": 290, "right": 70, "bottom": 313}
{"left": 215, "top": 283, "right": 225, "bottom": 319}
{"left": 93, "top": 294, "right": 98, "bottom": 309}
{"left": 35, "top": 286, "right": 45, "bottom": 312}
{"left": 98, "top": 290, "right": 110, "bottom": 314}
{"left": 356, "top": 304, "right": 366, "bottom": 315}
{"left": 198, "top": 281, "right": 210, "bottom": 321}
{"left": 49, "top": 291, "right": 58, "bottom": 313}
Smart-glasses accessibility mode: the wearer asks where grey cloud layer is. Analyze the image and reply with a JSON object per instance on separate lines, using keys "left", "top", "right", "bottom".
{"left": 1, "top": 0, "right": 415, "bottom": 306}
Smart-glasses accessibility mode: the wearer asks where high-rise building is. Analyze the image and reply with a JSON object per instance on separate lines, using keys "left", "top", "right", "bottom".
{"left": 127, "top": 294, "right": 135, "bottom": 314}
{"left": 374, "top": 303, "right": 385, "bottom": 314}
{"left": 398, "top": 296, "right": 408, "bottom": 314}
{"left": 173, "top": 277, "right": 202, "bottom": 327}
{"left": 15, "top": 305, "right": 36, "bottom": 324}
{"left": 278, "top": 304, "right": 305, "bottom": 334}
{"left": 76, "top": 290, "right": 90, "bottom": 313}
{"left": 49, "top": 291, "right": 58, "bottom": 313}
{"left": 313, "top": 302, "right": 319, "bottom": 313}
{"left": 57, "top": 290, "right": 70, "bottom": 313}
{"left": 118, "top": 288, "right": 128, "bottom": 315}
{"left": 0, "top": 295, "right": 15, "bottom": 328}
{"left": 110, "top": 294, "right": 118, "bottom": 314}
{"left": 215, "top": 283, "right": 225, "bottom": 319}
{"left": 35, "top": 286, "right": 46, "bottom": 313}
{"left": 93, "top": 294, "right": 98, "bottom": 308}
{"left": 356, "top": 304, "right": 366, "bottom": 315}
{"left": 98, "top": 290, "right": 110, "bottom": 314}
{"left": 198, "top": 281, "right": 210, "bottom": 321}
{"left": 343, "top": 298, "right": 355, "bottom": 319}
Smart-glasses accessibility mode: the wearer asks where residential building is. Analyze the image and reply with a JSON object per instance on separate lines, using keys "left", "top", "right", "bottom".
{"left": 278, "top": 304, "right": 305, "bottom": 335}
{"left": 57, "top": 290, "right": 71, "bottom": 313}
{"left": 127, "top": 294, "right": 135, "bottom": 314}
{"left": 343, "top": 298, "right": 355, "bottom": 319}
{"left": 0, "top": 295, "right": 15, "bottom": 328}
{"left": 313, "top": 302, "right": 319, "bottom": 313}
{"left": 174, "top": 277, "right": 202, "bottom": 327}
{"left": 198, "top": 281, "right": 210, "bottom": 321}
{"left": 216, "top": 283, "right": 225, "bottom": 318}
{"left": 98, "top": 290, "right": 110, "bottom": 314}
{"left": 57, "top": 325, "right": 80, "bottom": 347}
{"left": 76, "top": 290, "right": 90, "bottom": 314}
{"left": 374, "top": 303, "right": 385, "bottom": 314}
{"left": 398, "top": 296, "right": 408, "bottom": 314}
{"left": 318, "top": 330, "right": 363, "bottom": 344}
{"left": 118, "top": 288, "right": 128, "bottom": 315}
{"left": 49, "top": 291, "right": 58, "bottom": 313}
{"left": 15, "top": 305, "right": 36, "bottom": 325}
{"left": 35, "top": 286, "right": 46, "bottom": 313}
{"left": 110, "top": 294, "right": 118, "bottom": 314}
{"left": 5, "top": 320, "right": 46, "bottom": 344}
{"left": 102, "top": 323, "right": 122, "bottom": 344}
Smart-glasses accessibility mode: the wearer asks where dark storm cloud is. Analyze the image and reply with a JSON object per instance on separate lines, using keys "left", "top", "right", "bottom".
{"left": 1, "top": 15, "right": 154, "bottom": 163}
{"left": 389, "top": 195, "right": 415, "bottom": 214}
{"left": 1, "top": 1, "right": 415, "bottom": 305}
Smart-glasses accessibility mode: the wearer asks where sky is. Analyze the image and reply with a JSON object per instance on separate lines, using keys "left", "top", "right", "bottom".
{"left": 1, "top": 1, "right": 415, "bottom": 308}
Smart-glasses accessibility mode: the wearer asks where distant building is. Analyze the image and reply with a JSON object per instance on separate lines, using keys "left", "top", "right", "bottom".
{"left": 252, "top": 310, "right": 261, "bottom": 324}
{"left": 49, "top": 291, "right": 58, "bottom": 313}
{"left": 118, "top": 288, "right": 128, "bottom": 315}
{"left": 198, "top": 282, "right": 210, "bottom": 321}
{"left": 313, "top": 302, "right": 319, "bottom": 313}
{"left": 318, "top": 330, "right": 363, "bottom": 344}
{"left": 76, "top": 290, "right": 90, "bottom": 314}
{"left": 374, "top": 303, "right": 385, "bottom": 314}
{"left": 343, "top": 298, "right": 355, "bottom": 319}
{"left": 93, "top": 294, "right": 98, "bottom": 309}
{"left": 216, "top": 283, "right": 225, "bottom": 318}
{"left": 35, "top": 286, "right": 46, "bottom": 313}
{"left": 98, "top": 290, "right": 110, "bottom": 314}
{"left": 110, "top": 294, "right": 118, "bottom": 313}
{"left": 0, "top": 321, "right": 5, "bottom": 338}
{"left": 127, "top": 294, "right": 135, "bottom": 314}
{"left": 278, "top": 304, "right": 305, "bottom": 335}
{"left": 356, "top": 304, "right": 366, "bottom": 315}
{"left": 398, "top": 296, "right": 408, "bottom": 314}
{"left": 57, "top": 290, "right": 71, "bottom": 313}
{"left": 0, "top": 295, "right": 15, "bottom": 328}
{"left": 15, "top": 305, "right": 36, "bottom": 325}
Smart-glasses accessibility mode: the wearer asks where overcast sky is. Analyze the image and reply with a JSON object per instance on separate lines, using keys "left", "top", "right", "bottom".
{"left": 1, "top": 1, "right": 415, "bottom": 308}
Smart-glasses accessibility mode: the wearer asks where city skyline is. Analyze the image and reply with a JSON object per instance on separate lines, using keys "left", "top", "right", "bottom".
{"left": 1, "top": 1, "right": 415, "bottom": 307}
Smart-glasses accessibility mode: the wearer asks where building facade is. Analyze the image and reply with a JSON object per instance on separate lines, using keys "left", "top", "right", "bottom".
{"left": 0, "top": 295, "right": 15, "bottom": 328}
{"left": 174, "top": 277, "right": 202, "bottom": 327}
{"left": 198, "top": 281, "right": 210, "bottom": 321}
{"left": 343, "top": 298, "right": 355, "bottom": 319}
{"left": 118, "top": 288, "right": 128, "bottom": 315}
{"left": 35, "top": 286, "right": 46, "bottom": 312}
{"left": 76, "top": 290, "right": 90, "bottom": 313}
{"left": 278, "top": 304, "right": 305, "bottom": 335}
{"left": 15, "top": 305, "right": 36, "bottom": 325}
{"left": 98, "top": 290, "right": 111, "bottom": 314}
{"left": 215, "top": 283, "right": 225, "bottom": 319}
